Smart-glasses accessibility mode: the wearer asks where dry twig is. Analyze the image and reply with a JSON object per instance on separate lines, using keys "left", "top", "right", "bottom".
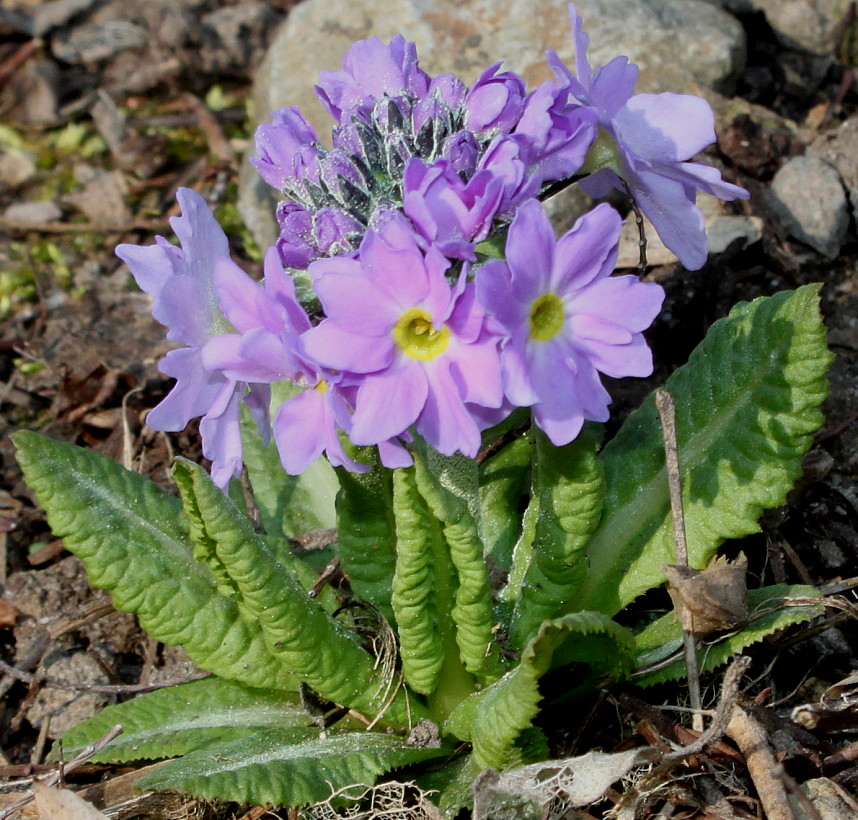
{"left": 0, "top": 658, "right": 209, "bottom": 695}
{"left": 656, "top": 388, "right": 703, "bottom": 732}
{"left": 727, "top": 703, "right": 795, "bottom": 820}
{"left": 0, "top": 725, "right": 123, "bottom": 820}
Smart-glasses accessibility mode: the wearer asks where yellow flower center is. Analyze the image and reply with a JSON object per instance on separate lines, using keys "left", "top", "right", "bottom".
{"left": 314, "top": 380, "right": 329, "bottom": 393}
{"left": 529, "top": 292, "right": 565, "bottom": 342}
{"left": 392, "top": 308, "right": 450, "bottom": 361}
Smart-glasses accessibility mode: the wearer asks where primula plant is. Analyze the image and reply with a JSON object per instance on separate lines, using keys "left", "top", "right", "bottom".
{"left": 14, "top": 4, "right": 832, "bottom": 815}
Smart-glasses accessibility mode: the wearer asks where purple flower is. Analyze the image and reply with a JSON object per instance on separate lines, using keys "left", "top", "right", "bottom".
{"left": 204, "top": 247, "right": 311, "bottom": 385}
{"left": 476, "top": 134, "right": 540, "bottom": 216}
{"left": 276, "top": 202, "right": 361, "bottom": 269}
{"left": 272, "top": 378, "right": 368, "bottom": 475}
{"left": 402, "top": 157, "right": 503, "bottom": 260}
{"left": 413, "top": 73, "right": 467, "bottom": 132}
{"left": 476, "top": 199, "right": 664, "bottom": 445}
{"left": 203, "top": 246, "right": 370, "bottom": 475}
{"left": 547, "top": 3, "right": 749, "bottom": 270}
{"left": 441, "top": 130, "right": 480, "bottom": 176}
{"left": 251, "top": 106, "right": 322, "bottom": 190}
{"left": 316, "top": 35, "right": 430, "bottom": 122}
{"left": 116, "top": 187, "right": 264, "bottom": 487}
{"left": 301, "top": 221, "right": 504, "bottom": 457}
{"left": 514, "top": 81, "right": 597, "bottom": 186}
{"left": 463, "top": 63, "right": 527, "bottom": 134}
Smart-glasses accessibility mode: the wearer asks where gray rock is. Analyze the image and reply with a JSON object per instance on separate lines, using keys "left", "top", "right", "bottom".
{"left": 616, "top": 196, "right": 763, "bottom": 268}
{"left": 51, "top": 19, "right": 149, "bottom": 64}
{"left": 727, "top": 0, "right": 850, "bottom": 55}
{"left": 0, "top": 149, "right": 37, "bottom": 188}
{"left": 809, "top": 114, "right": 858, "bottom": 213}
{"left": 563, "top": 0, "right": 746, "bottom": 95}
{"left": 1, "top": 59, "right": 61, "bottom": 126}
{"left": 769, "top": 156, "right": 849, "bottom": 259}
{"left": 200, "top": 2, "right": 282, "bottom": 75}
{"left": 802, "top": 778, "right": 858, "bottom": 820}
{"left": 32, "top": 0, "right": 104, "bottom": 38}
{"left": 4, "top": 200, "right": 63, "bottom": 224}
{"left": 64, "top": 165, "right": 132, "bottom": 225}
{"left": 241, "top": 0, "right": 746, "bottom": 250}
{"left": 26, "top": 653, "right": 113, "bottom": 738}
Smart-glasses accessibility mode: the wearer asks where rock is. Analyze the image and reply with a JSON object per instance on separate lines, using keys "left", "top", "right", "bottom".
{"left": 616, "top": 195, "right": 762, "bottom": 269}
{"left": 51, "top": 19, "right": 149, "bottom": 64}
{"left": 728, "top": 0, "right": 851, "bottom": 56}
{"left": 768, "top": 155, "right": 849, "bottom": 259}
{"left": 254, "top": 0, "right": 745, "bottom": 137}
{"left": 64, "top": 165, "right": 132, "bottom": 225}
{"left": 4, "top": 200, "right": 63, "bottom": 224}
{"left": 200, "top": 2, "right": 281, "bottom": 75}
{"left": 32, "top": 0, "right": 104, "bottom": 38}
{"left": 809, "top": 114, "right": 858, "bottom": 213}
{"left": 803, "top": 778, "right": 858, "bottom": 820}
{"left": 0, "top": 59, "right": 61, "bottom": 126}
{"left": 26, "top": 653, "right": 113, "bottom": 738}
{"left": 561, "top": 0, "right": 746, "bottom": 95}
{"left": 241, "top": 0, "right": 746, "bottom": 250}
{"left": 0, "top": 149, "right": 37, "bottom": 187}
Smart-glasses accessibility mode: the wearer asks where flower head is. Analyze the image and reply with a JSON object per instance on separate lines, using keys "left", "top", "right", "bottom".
{"left": 514, "top": 80, "right": 597, "bottom": 187}
{"left": 476, "top": 199, "right": 664, "bottom": 445}
{"left": 463, "top": 63, "right": 527, "bottom": 135}
{"left": 251, "top": 106, "right": 322, "bottom": 191}
{"left": 402, "top": 157, "right": 503, "bottom": 260}
{"left": 116, "top": 187, "right": 267, "bottom": 487}
{"left": 316, "top": 35, "right": 430, "bottom": 122}
{"left": 302, "top": 219, "right": 504, "bottom": 456}
{"left": 547, "top": 3, "right": 749, "bottom": 270}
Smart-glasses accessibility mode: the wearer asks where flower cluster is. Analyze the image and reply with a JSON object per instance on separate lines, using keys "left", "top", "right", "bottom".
{"left": 120, "top": 4, "right": 747, "bottom": 486}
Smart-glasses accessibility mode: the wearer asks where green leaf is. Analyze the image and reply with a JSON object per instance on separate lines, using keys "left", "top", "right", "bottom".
{"left": 579, "top": 286, "right": 832, "bottom": 615}
{"left": 633, "top": 584, "right": 824, "bottom": 686}
{"left": 137, "top": 729, "right": 449, "bottom": 807}
{"left": 391, "top": 468, "right": 445, "bottom": 694}
{"left": 335, "top": 455, "right": 397, "bottom": 622}
{"left": 412, "top": 443, "right": 503, "bottom": 682}
{"left": 510, "top": 426, "right": 604, "bottom": 649}
{"left": 56, "top": 677, "right": 308, "bottom": 763}
{"left": 172, "top": 459, "right": 422, "bottom": 727}
{"left": 12, "top": 432, "right": 297, "bottom": 691}
{"left": 426, "top": 754, "right": 480, "bottom": 819}
{"left": 446, "top": 611, "right": 635, "bottom": 769}
{"left": 479, "top": 434, "right": 531, "bottom": 575}
{"left": 240, "top": 403, "right": 338, "bottom": 541}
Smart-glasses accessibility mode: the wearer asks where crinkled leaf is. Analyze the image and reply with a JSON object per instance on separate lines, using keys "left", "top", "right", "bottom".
{"left": 56, "top": 677, "right": 307, "bottom": 763}
{"left": 412, "top": 443, "right": 503, "bottom": 682}
{"left": 335, "top": 454, "right": 397, "bottom": 622}
{"left": 137, "top": 729, "right": 449, "bottom": 807}
{"left": 424, "top": 754, "right": 480, "bottom": 819}
{"left": 12, "top": 432, "right": 296, "bottom": 691}
{"left": 633, "top": 584, "right": 824, "bottom": 686}
{"left": 172, "top": 459, "right": 420, "bottom": 727}
{"left": 510, "top": 425, "right": 604, "bottom": 649}
{"left": 391, "top": 468, "right": 445, "bottom": 694}
{"left": 580, "top": 286, "right": 831, "bottom": 615}
{"left": 446, "top": 612, "right": 635, "bottom": 769}
{"left": 479, "top": 434, "right": 531, "bottom": 576}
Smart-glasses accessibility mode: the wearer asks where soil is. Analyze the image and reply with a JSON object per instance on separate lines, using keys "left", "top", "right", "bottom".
{"left": 0, "top": 2, "right": 857, "bottom": 819}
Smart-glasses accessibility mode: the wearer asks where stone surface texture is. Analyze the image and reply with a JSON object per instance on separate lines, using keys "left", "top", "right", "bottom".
{"left": 240, "top": 0, "right": 746, "bottom": 249}
{"left": 616, "top": 195, "right": 762, "bottom": 268}
{"left": 768, "top": 155, "right": 849, "bottom": 259}
{"left": 728, "top": 0, "right": 851, "bottom": 55}
{"left": 809, "top": 113, "right": 858, "bottom": 213}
